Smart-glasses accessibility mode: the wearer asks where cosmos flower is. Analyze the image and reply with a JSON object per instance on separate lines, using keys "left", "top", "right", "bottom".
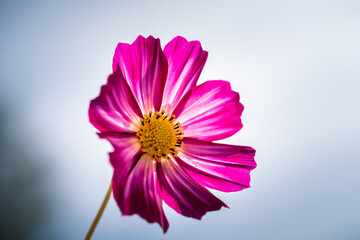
{"left": 89, "top": 35, "right": 256, "bottom": 233}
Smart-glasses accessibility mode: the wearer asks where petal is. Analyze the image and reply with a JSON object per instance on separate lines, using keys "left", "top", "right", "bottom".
{"left": 177, "top": 138, "right": 256, "bottom": 192}
{"left": 112, "top": 36, "right": 168, "bottom": 114}
{"left": 97, "top": 132, "right": 141, "bottom": 170}
{"left": 89, "top": 69, "right": 143, "bottom": 133}
{"left": 98, "top": 132, "right": 169, "bottom": 232}
{"left": 161, "top": 36, "right": 208, "bottom": 113}
{"left": 173, "top": 80, "right": 244, "bottom": 141}
{"left": 157, "top": 156, "right": 227, "bottom": 220}
{"left": 112, "top": 153, "right": 169, "bottom": 233}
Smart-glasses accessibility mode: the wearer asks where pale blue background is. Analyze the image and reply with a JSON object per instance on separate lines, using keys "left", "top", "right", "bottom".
{"left": 1, "top": 0, "right": 359, "bottom": 239}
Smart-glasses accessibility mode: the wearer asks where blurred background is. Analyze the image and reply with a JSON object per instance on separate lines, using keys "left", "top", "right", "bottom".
{"left": 0, "top": 0, "right": 359, "bottom": 239}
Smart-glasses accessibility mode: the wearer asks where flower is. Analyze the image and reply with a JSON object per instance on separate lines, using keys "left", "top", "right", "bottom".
{"left": 89, "top": 35, "right": 256, "bottom": 233}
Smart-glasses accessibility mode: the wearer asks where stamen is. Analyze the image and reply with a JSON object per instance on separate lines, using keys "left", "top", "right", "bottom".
{"left": 137, "top": 110, "right": 184, "bottom": 161}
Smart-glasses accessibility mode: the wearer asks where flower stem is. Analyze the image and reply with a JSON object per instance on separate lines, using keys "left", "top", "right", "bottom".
{"left": 85, "top": 181, "right": 113, "bottom": 240}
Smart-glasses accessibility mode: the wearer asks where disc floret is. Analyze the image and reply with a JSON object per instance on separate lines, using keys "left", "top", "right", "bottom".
{"left": 137, "top": 110, "right": 184, "bottom": 161}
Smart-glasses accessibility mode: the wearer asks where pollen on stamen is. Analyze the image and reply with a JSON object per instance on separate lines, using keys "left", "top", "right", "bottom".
{"left": 137, "top": 110, "right": 184, "bottom": 162}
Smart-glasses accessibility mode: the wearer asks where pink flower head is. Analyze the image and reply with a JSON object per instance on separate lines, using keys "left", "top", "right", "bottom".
{"left": 89, "top": 36, "right": 256, "bottom": 233}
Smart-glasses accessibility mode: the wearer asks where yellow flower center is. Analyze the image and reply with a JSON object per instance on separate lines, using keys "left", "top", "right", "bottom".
{"left": 137, "top": 110, "right": 184, "bottom": 161}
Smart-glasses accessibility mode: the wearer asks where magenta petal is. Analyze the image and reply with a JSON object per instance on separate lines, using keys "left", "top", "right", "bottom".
{"left": 177, "top": 138, "right": 256, "bottom": 192}
{"left": 112, "top": 36, "right": 168, "bottom": 114}
{"left": 98, "top": 132, "right": 169, "bottom": 232}
{"left": 161, "top": 36, "right": 208, "bottom": 113}
{"left": 157, "top": 156, "right": 227, "bottom": 220}
{"left": 89, "top": 69, "right": 143, "bottom": 133}
{"left": 97, "top": 132, "right": 141, "bottom": 169}
{"left": 174, "top": 80, "right": 244, "bottom": 141}
{"left": 112, "top": 153, "right": 169, "bottom": 233}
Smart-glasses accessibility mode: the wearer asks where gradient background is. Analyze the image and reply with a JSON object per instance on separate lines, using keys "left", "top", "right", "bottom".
{"left": 1, "top": 0, "right": 359, "bottom": 239}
